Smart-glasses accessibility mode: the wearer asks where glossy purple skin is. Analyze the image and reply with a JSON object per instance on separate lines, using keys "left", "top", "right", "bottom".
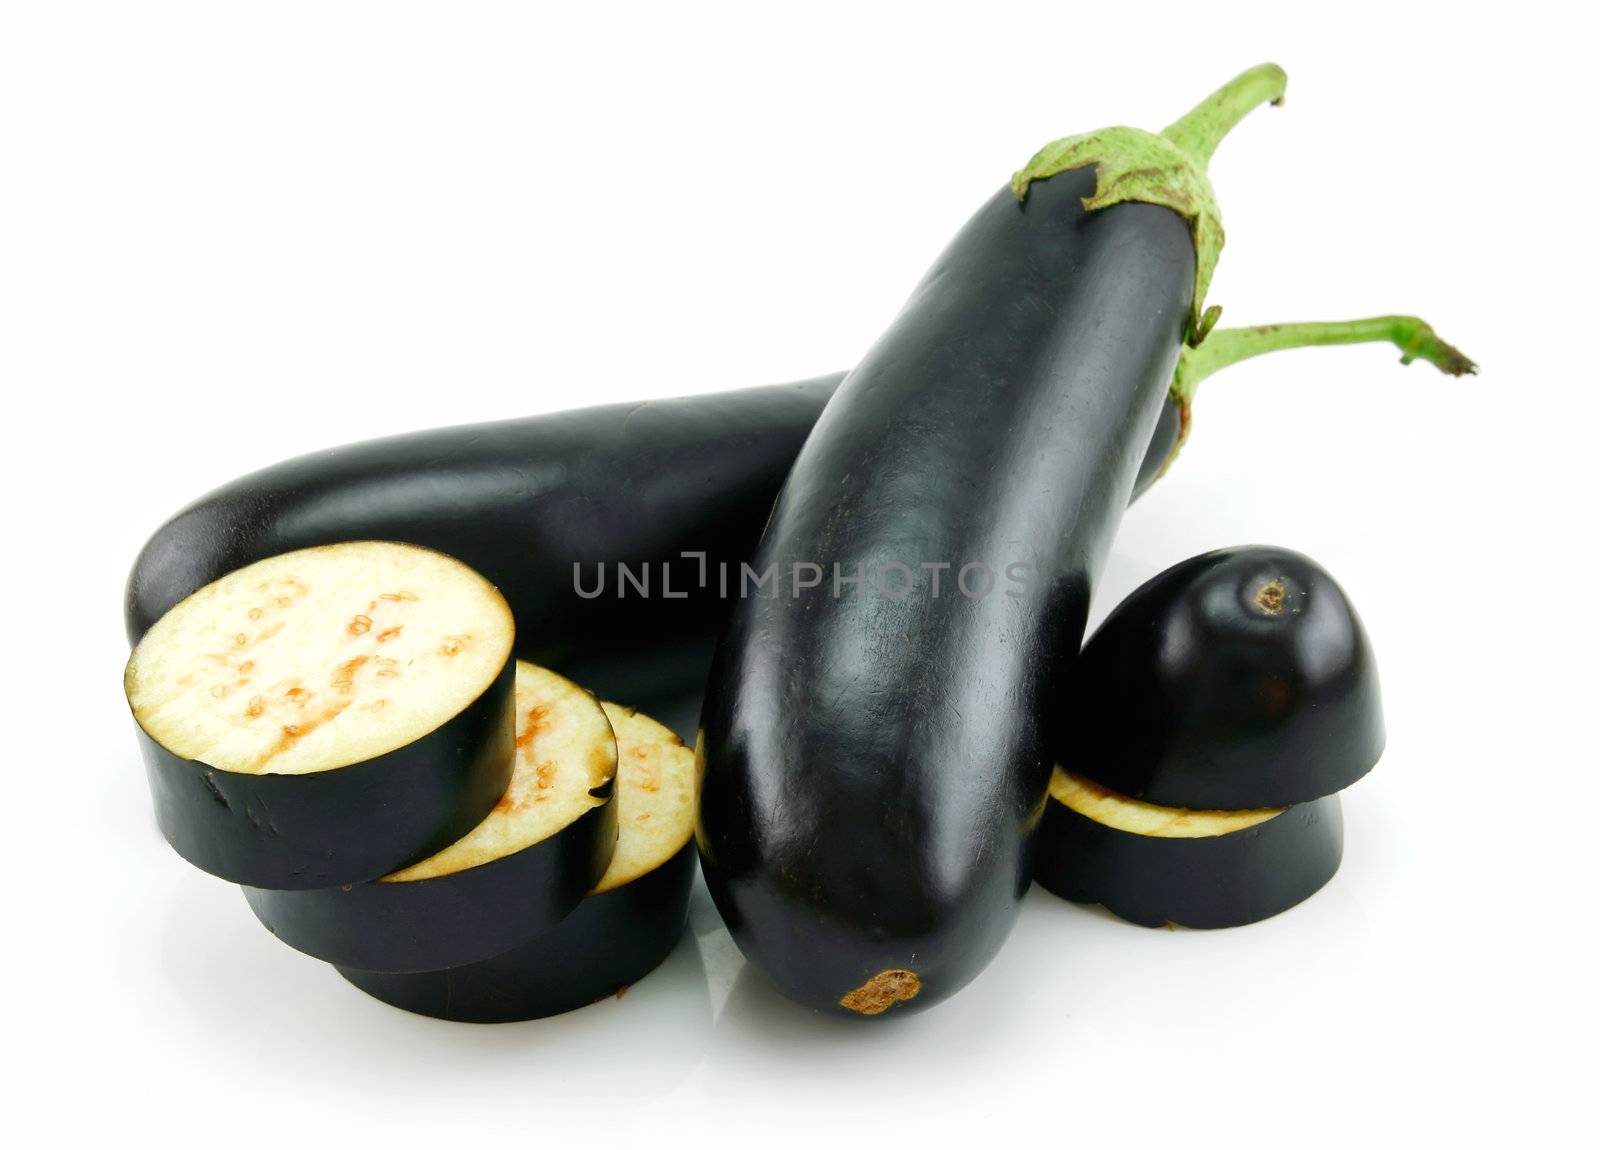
{"left": 1062, "top": 546, "right": 1384, "bottom": 809}
{"left": 243, "top": 781, "right": 616, "bottom": 972}
{"left": 697, "top": 167, "right": 1195, "bottom": 1017}
{"left": 1035, "top": 792, "right": 1344, "bottom": 928}
{"left": 134, "top": 655, "right": 516, "bottom": 890}
{"left": 337, "top": 843, "right": 696, "bottom": 1022}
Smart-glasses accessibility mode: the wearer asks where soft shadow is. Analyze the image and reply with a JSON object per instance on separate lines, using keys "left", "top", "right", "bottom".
{"left": 155, "top": 874, "right": 715, "bottom": 1100}
{"left": 555, "top": 638, "right": 713, "bottom": 745}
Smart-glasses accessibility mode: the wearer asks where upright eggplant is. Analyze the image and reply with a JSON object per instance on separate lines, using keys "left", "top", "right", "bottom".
{"left": 696, "top": 65, "right": 1292, "bottom": 1016}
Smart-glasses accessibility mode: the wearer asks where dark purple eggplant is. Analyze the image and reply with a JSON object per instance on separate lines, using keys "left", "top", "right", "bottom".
{"left": 339, "top": 843, "right": 695, "bottom": 1021}
{"left": 1034, "top": 769, "right": 1343, "bottom": 929}
{"left": 338, "top": 699, "right": 696, "bottom": 1021}
{"left": 243, "top": 662, "right": 618, "bottom": 971}
{"left": 696, "top": 65, "right": 1294, "bottom": 1017}
{"left": 124, "top": 542, "right": 517, "bottom": 889}
{"left": 1063, "top": 546, "right": 1383, "bottom": 809}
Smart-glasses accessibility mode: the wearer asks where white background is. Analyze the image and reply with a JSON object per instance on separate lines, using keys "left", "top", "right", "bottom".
{"left": 3, "top": 2, "right": 1594, "bottom": 1145}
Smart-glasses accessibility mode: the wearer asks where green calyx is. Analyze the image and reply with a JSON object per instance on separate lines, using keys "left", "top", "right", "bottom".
{"left": 1011, "top": 126, "right": 1225, "bottom": 342}
{"left": 1011, "top": 63, "right": 1288, "bottom": 344}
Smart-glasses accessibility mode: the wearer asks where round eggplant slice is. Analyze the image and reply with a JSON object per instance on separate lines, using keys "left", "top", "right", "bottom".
{"left": 1063, "top": 546, "right": 1384, "bottom": 810}
{"left": 245, "top": 662, "right": 618, "bottom": 972}
{"left": 1034, "top": 768, "right": 1343, "bottom": 929}
{"left": 125, "top": 541, "right": 517, "bottom": 889}
{"left": 338, "top": 700, "right": 695, "bottom": 1021}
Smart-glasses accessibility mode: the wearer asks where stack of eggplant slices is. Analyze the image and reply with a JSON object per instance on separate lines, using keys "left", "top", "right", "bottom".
{"left": 124, "top": 62, "right": 1468, "bottom": 1022}
{"left": 124, "top": 542, "right": 695, "bottom": 1022}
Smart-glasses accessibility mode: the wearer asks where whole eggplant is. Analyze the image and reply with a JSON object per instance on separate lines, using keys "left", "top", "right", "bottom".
{"left": 694, "top": 67, "right": 1293, "bottom": 1016}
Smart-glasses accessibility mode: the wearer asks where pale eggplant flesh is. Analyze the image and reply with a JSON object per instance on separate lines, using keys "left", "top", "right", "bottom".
{"left": 125, "top": 541, "right": 517, "bottom": 889}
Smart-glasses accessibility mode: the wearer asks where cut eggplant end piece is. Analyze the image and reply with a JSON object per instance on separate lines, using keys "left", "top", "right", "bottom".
{"left": 243, "top": 661, "right": 619, "bottom": 972}
{"left": 126, "top": 542, "right": 517, "bottom": 888}
{"left": 1062, "top": 546, "right": 1385, "bottom": 810}
{"left": 336, "top": 698, "right": 696, "bottom": 1021}
{"left": 1035, "top": 767, "right": 1343, "bottom": 929}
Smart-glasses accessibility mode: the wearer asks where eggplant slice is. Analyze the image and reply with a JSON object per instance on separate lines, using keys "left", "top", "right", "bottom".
{"left": 245, "top": 662, "right": 618, "bottom": 971}
{"left": 1034, "top": 768, "right": 1343, "bottom": 929}
{"left": 339, "top": 700, "right": 696, "bottom": 1022}
{"left": 125, "top": 541, "right": 516, "bottom": 889}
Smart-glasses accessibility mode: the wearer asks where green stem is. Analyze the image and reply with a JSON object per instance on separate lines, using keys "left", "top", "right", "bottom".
{"left": 1174, "top": 315, "right": 1476, "bottom": 400}
{"left": 1161, "top": 316, "right": 1477, "bottom": 475}
{"left": 1161, "top": 64, "right": 1288, "bottom": 171}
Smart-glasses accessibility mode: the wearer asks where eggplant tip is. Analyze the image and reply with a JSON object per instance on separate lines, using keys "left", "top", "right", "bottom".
{"left": 839, "top": 969, "right": 923, "bottom": 1016}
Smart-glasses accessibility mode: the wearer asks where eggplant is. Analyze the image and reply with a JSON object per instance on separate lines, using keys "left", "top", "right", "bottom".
{"left": 123, "top": 380, "right": 838, "bottom": 731}
{"left": 339, "top": 699, "right": 696, "bottom": 1021}
{"left": 243, "top": 662, "right": 618, "bottom": 971}
{"left": 339, "top": 846, "right": 693, "bottom": 1022}
{"left": 1064, "top": 546, "right": 1383, "bottom": 809}
{"left": 696, "top": 66, "right": 1291, "bottom": 1016}
{"left": 1036, "top": 547, "right": 1375, "bottom": 925}
{"left": 124, "top": 336, "right": 1469, "bottom": 745}
{"left": 124, "top": 541, "right": 516, "bottom": 889}
{"left": 1034, "top": 769, "right": 1343, "bottom": 928}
